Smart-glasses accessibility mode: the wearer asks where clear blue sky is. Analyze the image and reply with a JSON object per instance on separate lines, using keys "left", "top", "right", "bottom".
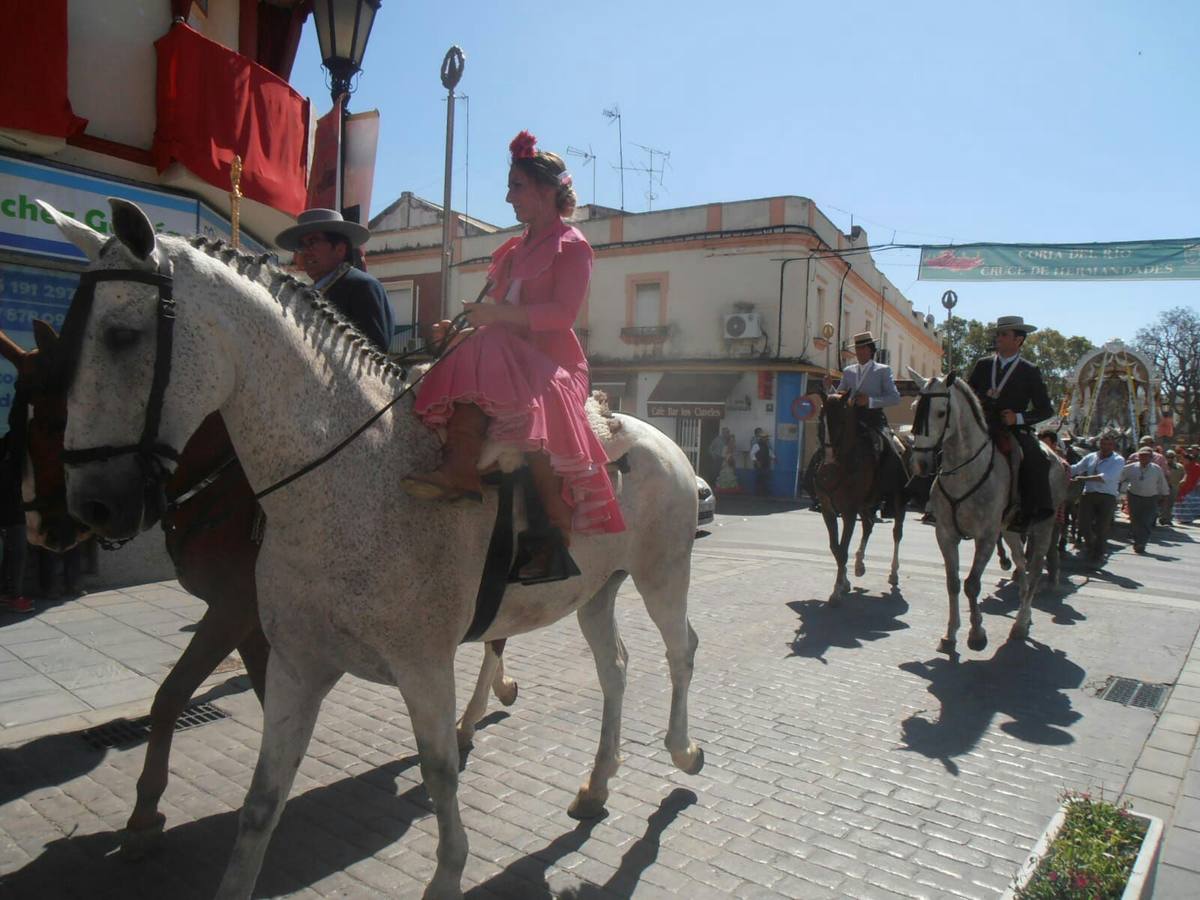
{"left": 287, "top": 0, "right": 1199, "bottom": 347}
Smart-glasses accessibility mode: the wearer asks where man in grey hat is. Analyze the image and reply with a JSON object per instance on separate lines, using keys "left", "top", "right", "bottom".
{"left": 276, "top": 208, "right": 394, "bottom": 352}
{"left": 966, "top": 315, "right": 1055, "bottom": 530}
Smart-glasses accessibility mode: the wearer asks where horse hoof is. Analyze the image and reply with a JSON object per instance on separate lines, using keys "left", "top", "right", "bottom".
{"left": 999, "top": 557, "right": 1012, "bottom": 571}
{"left": 671, "top": 745, "right": 705, "bottom": 775}
{"left": 828, "top": 593, "right": 842, "bottom": 607}
{"left": 567, "top": 791, "right": 609, "bottom": 821}
{"left": 888, "top": 573, "right": 899, "bottom": 586}
{"left": 495, "top": 679, "right": 518, "bottom": 707}
{"left": 1008, "top": 625, "right": 1029, "bottom": 643}
{"left": 937, "top": 638, "right": 955, "bottom": 655}
{"left": 967, "top": 633, "right": 988, "bottom": 652}
{"left": 455, "top": 727, "right": 474, "bottom": 751}
{"left": 854, "top": 561, "right": 866, "bottom": 578}
{"left": 119, "top": 815, "right": 165, "bottom": 859}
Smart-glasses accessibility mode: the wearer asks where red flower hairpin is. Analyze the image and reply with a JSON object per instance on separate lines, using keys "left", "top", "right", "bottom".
{"left": 509, "top": 130, "right": 537, "bottom": 160}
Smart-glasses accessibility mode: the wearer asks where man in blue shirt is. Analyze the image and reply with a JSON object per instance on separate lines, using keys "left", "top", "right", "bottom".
{"left": 1070, "top": 432, "right": 1125, "bottom": 568}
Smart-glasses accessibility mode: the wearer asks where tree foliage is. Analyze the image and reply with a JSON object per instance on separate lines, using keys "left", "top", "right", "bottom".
{"left": 1135, "top": 306, "right": 1200, "bottom": 434}
{"left": 940, "top": 318, "right": 1094, "bottom": 401}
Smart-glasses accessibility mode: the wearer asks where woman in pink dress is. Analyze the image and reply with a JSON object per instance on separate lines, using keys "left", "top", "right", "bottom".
{"left": 401, "top": 131, "right": 625, "bottom": 578}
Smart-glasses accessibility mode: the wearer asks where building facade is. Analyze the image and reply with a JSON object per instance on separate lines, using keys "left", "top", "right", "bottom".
{"left": 368, "top": 195, "right": 943, "bottom": 497}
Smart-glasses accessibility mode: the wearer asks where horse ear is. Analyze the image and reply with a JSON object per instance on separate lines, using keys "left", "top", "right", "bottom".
{"left": 945, "top": 371, "right": 958, "bottom": 387}
{"left": 35, "top": 200, "right": 105, "bottom": 261}
{"left": 907, "top": 367, "right": 928, "bottom": 389}
{"left": 108, "top": 198, "right": 158, "bottom": 261}
{"left": 32, "top": 318, "right": 60, "bottom": 353}
{"left": 0, "top": 329, "right": 28, "bottom": 366}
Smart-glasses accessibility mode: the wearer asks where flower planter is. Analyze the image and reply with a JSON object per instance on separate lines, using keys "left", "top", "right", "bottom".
{"left": 1003, "top": 800, "right": 1163, "bottom": 899}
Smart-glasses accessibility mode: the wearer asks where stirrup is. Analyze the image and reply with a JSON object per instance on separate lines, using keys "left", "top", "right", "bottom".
{"left": 510, "top": 528, "right": 580, "bottom": 585}
{"left": 399, "top": 472, "right": 482, "bottom": 503}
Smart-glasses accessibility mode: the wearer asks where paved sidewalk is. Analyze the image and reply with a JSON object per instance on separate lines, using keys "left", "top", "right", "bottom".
{"left": 0, "top": 508, "right": 1198, "bottom": 898}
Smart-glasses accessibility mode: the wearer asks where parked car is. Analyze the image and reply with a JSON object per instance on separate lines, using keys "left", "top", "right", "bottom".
{"left": 696, "top": 475, "right": 715, "bottom": 531}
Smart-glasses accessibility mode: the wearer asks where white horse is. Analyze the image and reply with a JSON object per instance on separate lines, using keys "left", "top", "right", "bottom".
{"left": 908, "top": 370, "right": 1068, "bottom": 655}
{"left": 43, "top": 199, "right": 704, "bottom": 900}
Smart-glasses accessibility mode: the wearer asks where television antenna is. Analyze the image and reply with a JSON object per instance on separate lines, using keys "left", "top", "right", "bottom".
{"left": 565, "top": 144, "right": 597, "bottom": 207}
{"left": 602, "top": 104, "right": 624, "bottom": 211}
{"left": 631, "top": 142, "right": 670, "bottom": 211}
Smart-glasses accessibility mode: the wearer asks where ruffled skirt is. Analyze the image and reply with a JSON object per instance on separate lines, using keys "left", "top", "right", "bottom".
{"left": 414, "top": 325, "right": 626, "bottom": 534}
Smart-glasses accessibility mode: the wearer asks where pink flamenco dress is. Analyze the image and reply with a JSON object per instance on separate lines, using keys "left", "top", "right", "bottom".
{"left": 413, "top": 219, "right": 626, "bottom": 535}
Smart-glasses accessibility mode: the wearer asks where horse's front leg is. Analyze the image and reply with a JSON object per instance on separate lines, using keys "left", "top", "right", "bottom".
{"left": 124, "top": 604, "right": 256, "bottom": 856}
{"left": 963, "top": 535, "right": 997, "bottom": 653}
{"left": 935, "top": 525, "right": 962, "bottom": 654}
{"left": 835, "top": 511, "right": 857, "bottom": 602}
{"left": 888, "top": 499, "right": 905, "bottom": 586}
{"left": 854, "top": 511, "right": 874, "bottom": 578}
{"left": 822, "top": 507, "right": 846, "bottom": 606}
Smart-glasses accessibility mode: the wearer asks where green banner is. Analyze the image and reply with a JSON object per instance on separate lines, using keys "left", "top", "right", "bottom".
{"left": 918, "top": 239, "right": 1200, "bottom": 281}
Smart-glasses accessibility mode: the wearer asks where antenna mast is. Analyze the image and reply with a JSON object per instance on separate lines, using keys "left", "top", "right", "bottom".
{"left": 602, "top": 104, "right": 624, "bottom": 211}
{"left": 631, "top": 142, "right": 670, "bottom": 210}
{"left": 565, "top": 145, "right": 597, "bottom": 207}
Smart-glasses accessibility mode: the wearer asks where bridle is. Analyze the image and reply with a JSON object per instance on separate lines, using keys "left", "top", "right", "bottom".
{"left": 913, "top": 377, "right": 999, "bottom": 536}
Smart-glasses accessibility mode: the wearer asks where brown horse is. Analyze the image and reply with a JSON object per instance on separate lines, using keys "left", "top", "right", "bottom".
{"left": 2, "top": 323, "right": 516, "bottom": 856}
{"left": 814, "top": 394, "right": 910, "bottom": 605}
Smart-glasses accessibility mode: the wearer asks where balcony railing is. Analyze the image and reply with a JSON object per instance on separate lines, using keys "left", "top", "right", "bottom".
{"left": 388, "top": 323, "right": 420, "bottom": 355}
{"left": 620, "top": 325, "right": 670, "bottom": 338}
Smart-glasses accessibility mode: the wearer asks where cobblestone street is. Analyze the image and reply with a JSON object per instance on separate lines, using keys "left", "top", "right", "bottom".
{"left": 1, "top": 503, "right": 1198, "bottom": 898}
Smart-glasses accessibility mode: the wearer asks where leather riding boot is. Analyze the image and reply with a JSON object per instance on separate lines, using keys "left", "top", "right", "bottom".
{"left": 516, "top": 452, "right": 577, "bottom": 583}
{"left": 400, "top": 403, "right": 487, "bottom": 502}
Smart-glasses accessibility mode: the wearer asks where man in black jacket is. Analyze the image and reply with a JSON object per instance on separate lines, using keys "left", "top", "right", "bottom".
{"left": 276, "top": 209, "right": 395, "bottom": 352}
{"left": 966, "top": 315, "right": 1055, "bottom": 530}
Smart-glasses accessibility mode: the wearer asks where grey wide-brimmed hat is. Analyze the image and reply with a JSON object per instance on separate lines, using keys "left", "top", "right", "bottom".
{"left": 851, "top": 331, "right": 876, "bottom": 347}
{"left": 993, "top": 315, "right": 1037, "bottom": 334}
{"left": 275, "top": 208, "right": 370, "bottom": 251}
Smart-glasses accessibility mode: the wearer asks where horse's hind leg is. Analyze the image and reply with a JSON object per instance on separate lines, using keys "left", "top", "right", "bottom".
{"left": 123, "top": 605, "right": 256, "bottom": 855}
{"left": 636, "top": 568, "right": 704, "bottom": 779}
{"left": 457, "top": 640, "right": 506, "bottom": 750}
{"left": 854, "top": 513, "right": 874, "bottom": 578}
{"left": 216, "top": 655, "right": 339, "bottom": 900}
{"left": 568, "top": 573, "right": 629, "bottom": 819}
{"left": 489, "top": 638, "right": 518, "bottom": 706}
{"left": 397, "top": 660, "right": 469, "bottom": 899}
{"left": 1010, "top": 523, "right": 1052, "bottom": 643}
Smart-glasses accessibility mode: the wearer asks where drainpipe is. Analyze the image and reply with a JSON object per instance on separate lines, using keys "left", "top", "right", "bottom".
{"left": 775, "top": 251, "right": 817, "bottom": 360}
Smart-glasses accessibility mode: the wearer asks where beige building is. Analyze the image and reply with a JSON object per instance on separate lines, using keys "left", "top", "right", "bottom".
{"left": 368, "top": 194, "right": 942, "bottom": 497}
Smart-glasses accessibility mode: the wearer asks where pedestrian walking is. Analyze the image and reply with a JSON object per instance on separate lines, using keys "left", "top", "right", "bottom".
{"left": 751, "top": 428, "right": 773, "bottom": 496}
{"left": 707, "top": 426, "right": 732, "bottom": 485}
{"left": 1120, "top": 447, "right": 1170, "bottom": 554}
{"left": 1162, "top": 449, "right": 1186, "bottom": 525}
{"left": 1176, "top": 445, "right": 1200, "bottom": 525}
{"left": 1070, "top": 432, "right": 1124, "bottom": 568}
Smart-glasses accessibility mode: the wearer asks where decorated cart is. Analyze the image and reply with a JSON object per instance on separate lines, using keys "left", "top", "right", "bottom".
{"left": 1061, "top": 340, "right": 1161, "bottom": 446}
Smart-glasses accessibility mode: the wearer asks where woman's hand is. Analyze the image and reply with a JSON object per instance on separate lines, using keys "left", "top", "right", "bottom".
{"left": 430, "top": 319, "right": 454, "bottom": 343}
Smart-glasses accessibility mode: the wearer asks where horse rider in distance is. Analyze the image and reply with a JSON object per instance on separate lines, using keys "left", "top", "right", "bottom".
{"left": 822, "top": 331, "right": 907, "bottom": 507}
{"left": 965, "top": 315, "right": 1056, "bottom": 531}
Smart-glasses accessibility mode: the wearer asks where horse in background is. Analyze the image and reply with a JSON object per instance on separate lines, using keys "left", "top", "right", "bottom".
{"left": 44, "top": 198, "right": 704, "bottom": 899}
{"left": 3, "top": 323, "right": 518, "bottom": 858}
{"left": 908, "top": 370, "right": 1068, "bottom": 655}
{"left": 814, "top": 393, "right": 910, "bottom": 605}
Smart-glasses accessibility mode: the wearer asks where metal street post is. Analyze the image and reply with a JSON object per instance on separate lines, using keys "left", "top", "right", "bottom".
{"left": 439, "top": 46, "right": 465, "bottom": 320}
{"left": 941, "top": 290, "right": 958, "bottom": 373}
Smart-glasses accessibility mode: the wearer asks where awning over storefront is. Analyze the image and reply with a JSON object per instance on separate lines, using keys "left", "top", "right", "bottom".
{"left": 647, "top": 372, "right": 741, "bottom": 418}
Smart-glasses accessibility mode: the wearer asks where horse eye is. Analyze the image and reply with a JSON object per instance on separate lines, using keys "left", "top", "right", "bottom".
{"left": 105, "top": 327, "right": 142, "bottom": 350}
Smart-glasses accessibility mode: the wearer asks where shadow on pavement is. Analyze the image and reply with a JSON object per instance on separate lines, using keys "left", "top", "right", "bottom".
{"left": 786, "top": 589, "right": 910, "bottom": 664}
{"left": 468, "top": 788, "right": 697, "bottom": 899}
{"left": 0, "top": 754, "right": 428, "bottom": 899}
{"left": 980, "top": 574, "right": 1086, "bottom": 628}
{"left": 0, "top": 676, "right": 253, "bottom": 808}
{"left": 898, "top": 639, "right": 1084, "bottom": 775}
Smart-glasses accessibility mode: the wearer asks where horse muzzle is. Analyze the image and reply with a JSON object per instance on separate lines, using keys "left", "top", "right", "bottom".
{"left": 66, "top": 456, "right": 167, "bottom": 539}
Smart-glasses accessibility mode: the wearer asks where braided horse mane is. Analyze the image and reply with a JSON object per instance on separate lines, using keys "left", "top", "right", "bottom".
{"left": 185, "top": 236, "right": 405, "bottom": 386}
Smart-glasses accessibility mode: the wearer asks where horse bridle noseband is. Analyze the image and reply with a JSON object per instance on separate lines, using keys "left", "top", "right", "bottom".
{"left": 58, "top": 264, "right": 181, "bottom": 472}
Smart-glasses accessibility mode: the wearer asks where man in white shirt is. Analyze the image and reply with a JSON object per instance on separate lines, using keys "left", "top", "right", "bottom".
{"left": 1070, "top": 432, "right": 1125, "bottom": 567}
{"left": 1120, "top": 447, "right": 1170, "bottom": 553}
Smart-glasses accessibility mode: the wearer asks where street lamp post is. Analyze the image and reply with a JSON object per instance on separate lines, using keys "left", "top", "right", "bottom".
{"left": 312, "top": 0, "right": 381, "bottom": 217}
{"left": 941, "top": 290, "right": 958, "bottom": 374}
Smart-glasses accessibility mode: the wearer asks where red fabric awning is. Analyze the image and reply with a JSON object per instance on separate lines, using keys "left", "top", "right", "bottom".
{"left": 153, "top": 24, "right": 309, "bottom": 216}
{"left": 0, "top": 0, "right": 88, "bottom": 139}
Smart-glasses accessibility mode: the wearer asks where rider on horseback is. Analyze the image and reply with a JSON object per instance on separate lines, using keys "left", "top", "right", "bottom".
{"left": 966, "top": 315, "right": 1055, "bottom": 531}
{"left": 823, "top": 331, "right": 906, "bottom": 496}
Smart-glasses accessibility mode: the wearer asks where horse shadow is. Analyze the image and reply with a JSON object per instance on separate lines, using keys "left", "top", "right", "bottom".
{"left": 468, "top": 788, "right": 697, "bottom": 899}
{"left": 0, "top": 676, "right": 252, "bottom": 809}
{"left": 980, "top": 574, "right": 1086, "bottom": 628}
{"left": 0, "top": 754, "right": 430, "bottom": 899}
{"left": 785, "top": 589, "right": 910, "bottom": 664}
{"left": 898, "top": 639, "right": 1084, "bottom": 775}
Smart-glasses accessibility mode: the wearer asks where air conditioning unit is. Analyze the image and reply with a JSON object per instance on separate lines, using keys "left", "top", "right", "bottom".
{"left": 875, "top": 348, "right": 891, "bottom": 364}
{"left": 723, "top": 312, "right": 763, "bottom": 340}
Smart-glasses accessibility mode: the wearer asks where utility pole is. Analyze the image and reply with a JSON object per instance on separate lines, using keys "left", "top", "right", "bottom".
{"left": 439, "top": 46, "right": 465, "bottom": 321}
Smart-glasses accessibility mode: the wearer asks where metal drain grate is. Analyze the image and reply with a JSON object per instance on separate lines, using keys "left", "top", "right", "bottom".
{"left": 80, "top": 701, "right": 231, "bottom": 751}
{"left": 1099, "top": 677, "right": 1170, "bottom": 712}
